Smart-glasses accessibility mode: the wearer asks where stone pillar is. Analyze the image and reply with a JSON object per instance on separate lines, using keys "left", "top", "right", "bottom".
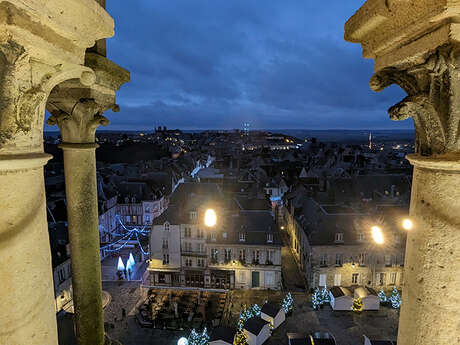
{"left": 346, "top": 2, "right": 460, "bottom": 344}
{"left": 47, "top": 55, "right": 129, "bottom": 345}
{"left": 0, "top": 1, "right": 116, "bottom": 344}
{"left": 56, "top": 101, "right": 107, "bottom": 345}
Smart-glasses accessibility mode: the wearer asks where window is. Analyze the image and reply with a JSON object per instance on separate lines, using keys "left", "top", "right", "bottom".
{"left": 132, "top": 215, "right": 137, "bottom": 224}
{"left": 335, "top": 233, "right": 344, "bottom": 243}
{"left": 239, "top": 232, "right": 246, "bottom": 242}
{"left": 184, "top": 227, "right": 191, "bottom": 238}
{"left": 211, "top": 248, "right": 218, "bottom": 260}
{"left": 352, "top": 273, "right": 359, "bottom": 284}
{"left": 164, "top": 222, "right": 169, "bottom": 231}
{"left": 239, "top": 271, "right": 246, "bottom": 283}
{"left": 265, "top": 271, "right": 275, "bottom": 286}
{"left": 185, "top": 258, "right": 192, "bottom": 267}
{"left": 334, "top": 274, "right": 341, "bottom": 286}
{"left": 145, "top": 215, "right": 151, "bottom": 224}
{"left": 320, "top": 254, "right": 328, "bottom": 266}
{"left": 239, "top": 249, "right": 246, "bottom": 263}
{"left": 394, "top": 234, "right": 401, "bottom": 244}
{"left": 163, "top": 254, "right": 169, "bottom": 265}
{"left": 266, "top": 250, "right": 274, "bottom": 264}
{"left": 190, "top": 211, "right": 197, "bottom": 221}
{"left": 358, "top": 253, "right": 367, "bottom": 266}
{"left": 198, "top": 243, "right": 205, "bottom": 253}
{"left": 162, "top": 239, "right": 168, "bottom": 249}
{"left": 391, "top": 254, "right": 398, "bottom": 266}
{"left": 211, "top": 232, "right": 217, "bottom": 241}
{"left": 390, "top": 272, "right": 397, "bottom": 285}
{"left": 335, "top": 253, "right": 343, "bottom": 266}
{"left": 184, "top": 242, "right": 192, "bottom": 252}
{"left": 252, "top": 250, "right": 260, "bottom": 264}
{"left": 224, "top": 249, "right": 232, "bottom": 262}
{"left": 266, "top": 233, "right": 273, "bottom": 243}
{"left": 197, "top": 228, "right": 203, "bottom": 239}
{"left": 319, "top": 274, "right": 327, "bottom": 287}
{"left": 384, "top": 255, "right": 391, "bottom": 266}
{"left": 358, "top": 232, "right": 364, "bottom": 242}
{"left": 197, "top": 258, "right": 205, "bottom": 267}
{"left": 222, "top": 232, "right": 227, "bottom": 239}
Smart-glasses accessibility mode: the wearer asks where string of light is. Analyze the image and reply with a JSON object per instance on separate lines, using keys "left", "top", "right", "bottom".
{"left": 99, "top": 215, "right": 150, "bottom": 254}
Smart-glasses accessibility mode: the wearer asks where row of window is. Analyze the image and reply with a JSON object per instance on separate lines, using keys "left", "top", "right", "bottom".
{"left": 183, "top": 258, "right": 205, "bottom": 267}
{"left": 318, "top": 271, "right": 400, "bottom": 286}
{"left": 319, "top": 253, "right": 402, "bottom": 266}
{"left": 210, "top": 248, "right": 274, "bottom": 264}
{"left": 334, "top": 232, "right": 402, "bottom": 244}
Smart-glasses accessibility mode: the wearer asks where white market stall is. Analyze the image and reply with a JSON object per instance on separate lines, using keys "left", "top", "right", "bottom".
{"left": 329, "top": 286, "right": 353, "bottom": 311}
{"left": 354, "top": 287, "right": 380, "bottom": 311}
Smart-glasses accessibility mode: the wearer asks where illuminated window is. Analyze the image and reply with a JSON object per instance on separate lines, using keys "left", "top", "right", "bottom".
{"left": 335, "top": 233, "right": 344, "bottom": 243}
{"left": 239, "top": 232, "right": 246, "bottom": 242}
{"left": 267, "top": 233, "right": 273, "bottom": 243}
{"left": 352, "top": 273, "right": 359, "bottom": 284}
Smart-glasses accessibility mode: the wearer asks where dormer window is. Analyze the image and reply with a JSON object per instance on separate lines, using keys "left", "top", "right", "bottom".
{"left": 267, "top": 233, "right": 273, "bottom": 243}
{"left": 335, "top": 233, "right": 344, "bottom": 243}
{"left": 164, "top": 222, "right": 170, "bottom": 231}
{"left": 190, "top": 211, "right": 197, "bottom": 221}
{"left": 357, "top": 232, "right": 364, "bottom": 242}
{"left": 239, "top": 232, "right": 246, "bottom": 242}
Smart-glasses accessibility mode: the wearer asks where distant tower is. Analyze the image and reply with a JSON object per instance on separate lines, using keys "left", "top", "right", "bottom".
{"left": 243, "top": 122, "right": 250, "bottom": 136}
{"left": 369, "top": 132, "right": 373, "bottom": 150}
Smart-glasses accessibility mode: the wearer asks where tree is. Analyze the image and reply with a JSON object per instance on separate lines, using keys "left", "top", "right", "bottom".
{"left": 233, "top": 331, "right": 248, "bottom": 345}
{"left": 281, "top": 292, "right": 294, "bottom": 313}
{"left": 389, "top": 286, "right": 401, "bottom": 309}
{"left": 312, "top": 288, "right": 322, "bottom": 310}
{"left": 378, "top": 289, "right": 388, "bottom": 303}
{"left": 187, "top": 328, "right": 209, "bottom": 345}
{"left": 320, "top": 285, "right": 330, "bottom": 303}
{"left": 352, "top": 297, "right": 363, "bottom": 312}
{"left": 252, "top": 304, "right": 261, "bottom": 316}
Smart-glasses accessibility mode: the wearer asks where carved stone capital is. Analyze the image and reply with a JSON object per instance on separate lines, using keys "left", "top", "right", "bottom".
{"left": 0, "top": 39, "right": 96, "bottom": 154}
{"left": 370, "top": 45, "right": 460, "bottom": 156}
{"left": 46, "top": 53, "right": 129, "bottom": 144}
{"left": 47, "top": 98, "right": 109, "bottom": 144}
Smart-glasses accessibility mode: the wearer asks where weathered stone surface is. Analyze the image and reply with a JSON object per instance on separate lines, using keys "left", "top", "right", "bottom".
{"left": 346, "top": 2, "right": 460, "bottom": 345}
{"left": 46, "top": 53, "right": 128, "bottom": 345}
{"left": 0, "top": 2, "right": 121, "bottom": 345}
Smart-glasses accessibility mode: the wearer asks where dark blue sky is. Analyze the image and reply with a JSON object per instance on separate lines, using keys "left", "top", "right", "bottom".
{"left": 99, "top": 1, "right": 411, "bottom": 130}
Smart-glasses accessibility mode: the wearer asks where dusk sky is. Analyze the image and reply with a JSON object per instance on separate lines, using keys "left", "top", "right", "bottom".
{"left": 98, "top": 1, "right": 411, "bottom": 130}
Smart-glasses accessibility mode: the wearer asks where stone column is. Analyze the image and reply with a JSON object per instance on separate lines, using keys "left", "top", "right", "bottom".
{"left": 346, "top": 2, "right": 460, "bottom": 344}
{"left": 52, "top": 100, "right": 107, "bottom": 345}
{"left": 47, "top": 54, "right": 129, "bottom": 345}
{"left": 0, "top": 1, "right": 116, "bottom": 344}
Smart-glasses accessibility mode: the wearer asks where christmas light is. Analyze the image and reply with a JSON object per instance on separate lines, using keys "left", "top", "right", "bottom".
{"left": 378, "top": 289, "right": 388, "bottom": 303}
{"left": 352, "top": 297, "right": 363, "bottom": 312}
{"left": 389, "top": 286, "right": 401, "bottom": 309}
{"left": 281, "top": 292, "right": 294, "bottom": 313}
{"left": 117, "top": 257, "right": 125, "bottom": 271}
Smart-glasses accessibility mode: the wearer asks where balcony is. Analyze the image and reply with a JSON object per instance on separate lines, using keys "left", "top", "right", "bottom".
{"left": 181, "top": 250, "right": 207, "bottom": 258}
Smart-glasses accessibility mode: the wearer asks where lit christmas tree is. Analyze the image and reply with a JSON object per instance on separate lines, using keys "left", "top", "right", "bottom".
{"left": 233, "top": 331, "right": 248, "bottom": 345}
{"left": 252, "top": 304, "right": 261, "bottom": 316}
{"left": 312, "top": 288, "right": 322, "bottom": 310}
{"left": 389, "top": 286, "right": 401, "bottom": 309}
{"left": 187, "top": 328, "right": 209, "bottom": 345}
{"left": 320, "top": 285, "right": 330, "bottom": 303}
{"left": 352, "top": 297, "right": 363, "bottom": 312}
{"left": 378, "top": 289, "right": 388, "bottom": 303}
{"left": 281, "top": 292, "right": 294, "bottom": 313}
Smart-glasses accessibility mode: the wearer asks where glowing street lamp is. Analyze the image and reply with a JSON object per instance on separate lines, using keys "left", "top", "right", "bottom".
{"left": 204, "top": 209, "right": 217, "bottom": 227}
{"left": 402, "top": 218, "right": 413, "bottom": 231}
{"left": 371, "top": 226, "right": 384, "bottom": 245}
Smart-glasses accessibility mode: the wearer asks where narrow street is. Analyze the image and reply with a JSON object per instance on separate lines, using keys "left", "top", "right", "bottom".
{"left": 280, "top": 230, "right": 307, "bottom": 292}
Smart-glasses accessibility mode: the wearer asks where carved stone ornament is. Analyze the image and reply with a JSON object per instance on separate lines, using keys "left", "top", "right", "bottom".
{"left": 0, "top": 39, "right": 96, "bottom": 154}
{"left": 47, "top": 98, "right": 109, "bottom": 144}
{"left": 370, "top": 45, "right": 460, "bottom": 156}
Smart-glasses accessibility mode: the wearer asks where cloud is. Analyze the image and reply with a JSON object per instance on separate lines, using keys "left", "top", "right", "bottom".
{"left": 94, "top": 0, "right": 412, "bottom": 130}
